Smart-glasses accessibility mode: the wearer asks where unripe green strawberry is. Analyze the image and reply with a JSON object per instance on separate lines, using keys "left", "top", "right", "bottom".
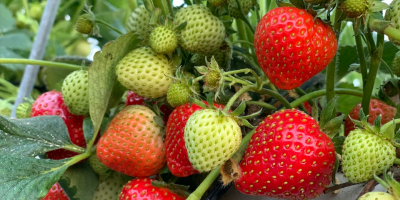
{"left": 342, "top": 129, "right": 396, "bottom": 183}
{"left": 150, "top": 26, "right": 178, "bottom": 54}
{"left": 62, "top": 70, "right": 89, "bottom": 116}
{"left": 205, "top": 70, "right": 221, "bottom": 89}
{"left": 93, "top": 172, "right": 128, "bottom": 200}
{"left": 208, "top": 0, "right": 228, "bottom": 7}
{"left": 175, "top": 5, "right": 226, "bottom": 54}
{"left": 75, "top": 14, "right": 94, "bottom": 35}
{"left": 228, "top": 0, "right": 254, "bottom": 18}
{"left": 385, "top": 0, "right": 400, "bottom": 45}
{"left": 184, "top": 109, "right": 242, "bottom": 172}
{"left": 392, "top": 51, "right": 400, "bottom": 77}
{"left": 167, "top": 82, "right": 191, "bottom": 108}
{"left": 115, "top": 47, "right": 174, "bottom": 99}
{"left": 16, "top": 102, "right": 32, "bottom": 119}
{"left": 340, "top": 0, "right": 368, "bottom": 18}
{"left": 127, "top": 5, "right": 150, "bottom": 46}
{"left": 359, "top": 192, "right": 394, "bottom": 200}
{"left": 89, "top": 153, "right": 112, "bottom": 177}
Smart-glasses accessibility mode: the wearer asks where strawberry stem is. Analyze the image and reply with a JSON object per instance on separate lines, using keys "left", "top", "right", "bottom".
{"left": 223, "top": 85, "right": 252, "bottom": 113}
{"left": 354, "top": 25, "right": 368, "bottom": 88}
{"left": 153, "top": 0, "right": 170, "bottom": 16}
{"left": 246, "top": 101, "right": 277, "bottom": 110}
{"left": 94, "top": 19, "right": 124, "bottom": 35}
{"left": 0, "top": 58, "right": 81, "bottom": 70}
{"left": 290, "top": 88, "right": 372, "bottom": 108}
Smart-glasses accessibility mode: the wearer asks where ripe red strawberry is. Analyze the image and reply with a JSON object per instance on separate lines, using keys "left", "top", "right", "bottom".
{"left": 344, "top": 99, "right": 397, "bottom": 136}
{"left": 165, "top": 102, "right": 224, "bottom": 177}
{"left": 31, "top": 91, "right": 86, "bottom": 160}
{"left": 96, "top": 105, "right": 166, "bottom": 177}
{"left": 254, "top": 7, "right": 337, "bottom": 90}
{"left": 119, "top": 178, "right": 186, "bottom": 200}
{"left": 235, "top": 109, "right": 336, "bottom": 199}
{"left": 41, "top": 182, "right": 69, "bottom": 200}
{"left": 125, "top": 90, "right": 148, "bottom": 106}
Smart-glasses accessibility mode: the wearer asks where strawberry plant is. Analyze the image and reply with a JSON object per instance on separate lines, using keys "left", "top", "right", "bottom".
{"left": 1, "top": 0, "right": 400, "bottom": 199}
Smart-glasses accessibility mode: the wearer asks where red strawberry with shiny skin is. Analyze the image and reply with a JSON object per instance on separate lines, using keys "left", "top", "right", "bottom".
{"left": 119, "top": 178, "right": 186, "bottom": 200}
{"left": 254, "top": 7, "right": 337, "bottom": 90}
{"left": 344, "top": 99, "right": 397, "bottom": 136}
{"left": 165, "top": 102, "right": 224, "bottom": 177}
{"left": 31, "top": 91, "right": 86, "bottom": 160}
{"left": 97, "top": 105, "right": 166, "bottom": 177}
{"left": 125, "top": 91, "right": 148, "bottom": 106}
{"left": 41, "top": 182, "right": 69, "bottom": 200}
{"left": 235, "top": 109, "right": 336, "bottom": 199}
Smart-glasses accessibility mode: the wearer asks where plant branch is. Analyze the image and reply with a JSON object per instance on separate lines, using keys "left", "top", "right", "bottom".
{"left": 254, "top": 88, "right": 292, "bottom": 109}
{"left": 354, "top": 27, "right": 368, "bottom": 88}
{"left": 246, "top": 101, "right": 277, "bottom": 110}
{"left": 223, "top": 85, "right": 252, "bottom": 113}
{"left": 95, "top": 19, "right": 124, "bottom": 35}
{"left": 0, "top": 58, "right": 82, "bottom": 70}
{"left": 324, "top": 181, "right": 360, "bottom": 194}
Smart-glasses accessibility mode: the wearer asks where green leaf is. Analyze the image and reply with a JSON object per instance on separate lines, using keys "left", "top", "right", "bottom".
{"left": 0, "top": 155, "right": 70, "bottom": 200}
{"left": 0, "top": 3, "right": 16, "bottom": 33}
{"left": 230, "top": 100, "right": 246, "bottom": 116}
{"left": 311, "top": 99, "right": 319, "bottom": 120}
{"left": 0, "top": 46, "right": 25, "bottom": 71}
{"left": 195, "top": 66, "right": 209, "bottom": 74}
{"left": 320, "top": 97, "right": 337, "bottom": 127}
{"left": 369, "top": 1, "right": 389, "bottom": 12}
{"left": 175, "top": 22, "right": 187, "bottom": 32}
{"left": 332, "top": 136, "right": 345, "bottom": 155}
{"left": 89, "top": 31, "right": 141, "bottom": 136}
{"left": 374, "top": 115, "right": 382, "bottom": 133}
{"left": 380, "top": 120, "right": 396, "bottom": 139}
{"left": 336, "top": 46, "right": 359, "bottom": 81}
{"left": 189, "top": 96, "right": 207, "bottom": 108}
{"left": 0, "top": 32, "right": 32, "bottom": 50}
{"left": 83, "top": 117, "right": 95, "bottom": 144}
{"left": 0, "top": 115, "right": 74, "bottom": 157}
{"left": 323, "top": 115, "right": 345, "bottom": 138}
{"left": 59, "top": 161, "right": 98, "bottom": 200}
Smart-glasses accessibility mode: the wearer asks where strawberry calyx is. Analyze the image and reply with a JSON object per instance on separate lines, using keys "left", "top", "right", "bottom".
{"left": 195, "top": 57, "right": 226, "bottom": 100}
{"left": 374, "top": 168, "right": 400, "bottom": 199}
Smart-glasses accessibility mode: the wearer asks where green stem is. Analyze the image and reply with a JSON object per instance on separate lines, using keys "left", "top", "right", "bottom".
{"left": 242, "top": 17, "right": 255, "bottom": 34}
{"left": 223, "top": 85, "right": 252, "bottom": 113}
{"left": 22, "top": 0, "right": 30, "bottom": 17}
{"left": 95, "top": 19, "right": 124, "bottom": 35}
{"left": 223, "top": 69, "right": 261, "bottom": 86}
{"left": 354, "top": 26, "right": 368, "bottom": 88}
{"left": 166, "top": 0, "right": 174, "bottom": 17}
{"left": 365, "top": 31, "right": 377, "bottom": 52}
{"left": 0, "top": 58, "right": 81, "bottom": 70}
{"left": 224, "top": 76, "right": 253, "bottom": 86}
{"left": 232, "top": 51, "right": 264, "bottom": 77}
{"left": 254, "top": 88, "right": 292, "bottom": 109}
{"left": 362, "top": 42, "right": 383, "bottom": 115}
{"left": 232, "top": 40, "right": 255, "bottom": 47}
{"left": 127, "top": 0, "right": 138, "bottom": 11}
{"left": 187, "top": 129, "right": 256, "bottom": 200}
{"left": 294, "top": 87, "right": 314, "bottom": 106}
{"left": 384, "top": 27, "right": 400, "bottom": 42}
{"left": 63, "top": 144, "right": 87, "bottom": 154}
{"left": 68, "top": 152, "right": 91, "bottom": 166}
{"left": 236, "top": 19, "right": 249, "bottom": 50}
{"left": 153, "top": 0, "right": 170, "bottom": 16}
{"left": 246, "top": 101, "right": 276, "bottom": 110}
{"left": 290, "top": 88, "right": 372, "bottom": 108}
{"left": 67, "top": 0, "right": 85, "bottom": 33}
{"left": 192, "top": 75, "right": 205, "bottom": 83}
{"left": 326, "top": 7, "right": 342, "bottom": 103}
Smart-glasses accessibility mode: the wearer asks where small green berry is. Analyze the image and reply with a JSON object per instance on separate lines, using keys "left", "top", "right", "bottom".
{"left": 75, "top": 14, "right": 94, "bottom": 35}
{"left": 385, "top": 0, "right": 400, "bottom": 45}
{"left": 205, "top": 70, "right": 221, "bottom": 89}
{"left": 167, "top": 82, "right": 191, "bottom": 107}
{"left": 340, "top": 0, "right": 368, "bottom": 18}
{"left": 62, "top": 70, "right": 90, "bottom": 116}
{"left": 16, "top": 102, "right": 32, "bottom": 119}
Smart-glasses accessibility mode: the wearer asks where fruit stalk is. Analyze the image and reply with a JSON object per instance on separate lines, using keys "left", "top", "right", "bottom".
{"left": 290, "top": 88, "right": 369, "bottom": 108}
{"left": 0, "top": 58, "right": 81, "bottom": 70}
{"left": 94, "top": 19, "right": 124, "bottom": 35}
{"left": 153, "top": 0, "right": 170, "bottom": 16}
{"left": 354, "top": 25, "right": 368, "bottom": 87}
{"left": 62, "top": 144, "right": 87, "bottom": 154}
{"left": 325, "top": 8, "right": 342, "bottom": 103}
{"left": 223, "top": 85, "right": 252, "bottom": 112}
{"left": 245, "top": 101, "right": 276, "bottom": 110}
{"left": 186, "top": 129, "right": 256, "bottom": 200}
{"left": 362, "top": 42, "right": 383, "bottom": 115}
{"left": 369, "top": 18, "right": 400, "bottom": 42}
{"left": 255, "top": 88, "right": 292, "bottom": 108}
